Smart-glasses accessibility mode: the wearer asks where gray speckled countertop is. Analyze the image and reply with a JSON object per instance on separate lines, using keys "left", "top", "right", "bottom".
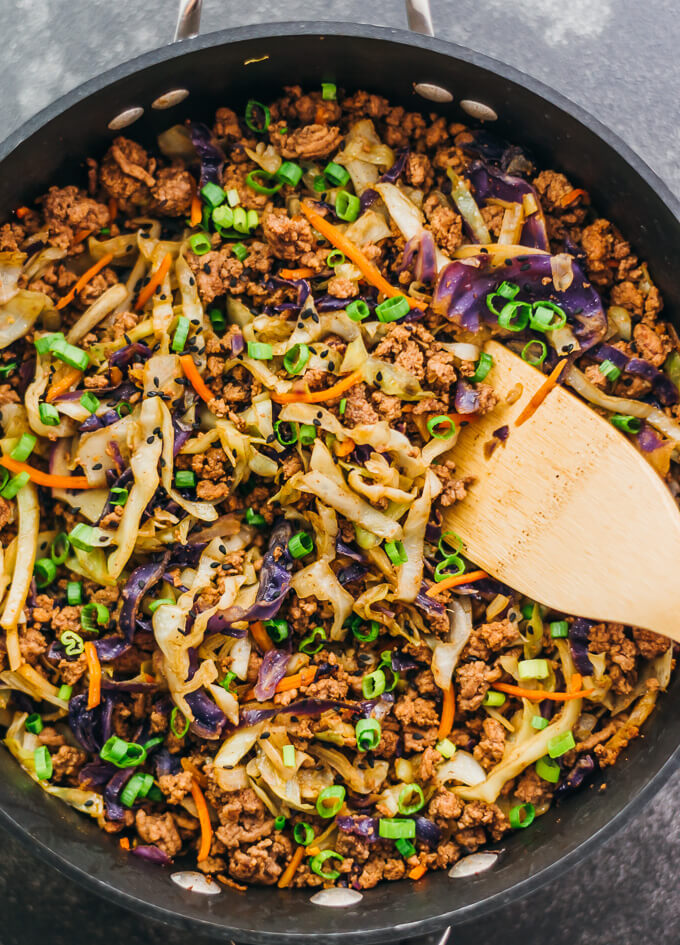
{"left": 0, "top": 1, "right": 678, "bottom": 943}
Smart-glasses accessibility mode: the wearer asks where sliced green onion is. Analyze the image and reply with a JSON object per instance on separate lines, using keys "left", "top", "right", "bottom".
{"left": 536, "top": 755, "right": 561, "bottom": 783}
{"left": 378, "top": 818, "right": 416, "bottom": 840}
{"left": 293, "top": 822, "right": 315, "bottom": 846}
{"left": 326, "top": 250, "right": 346, "bottom": 268}
{"left": 482, "top": 690, "right": 506, "bottom": 707}
{"left": 375, "top": 295, "right": 409, "bottom": 323}
{"left": 395, "top": 838, "right": 416, "bottom": 858}
{"left": 116, "top": 401, "right": 132, "bottom": 419}
{"left": 121, "top": 772, "right": 154, "bottom": 808}
{"left": 246, "top": 210, "right": 259, "bottom": 231}
{"left": 58, "top": 684, "right": 73, "bottom": 701}
{"left": 521, "top": 603, "right": 535, "bottom": 619}
{"left": 226, "top": 188, "right": 240, "bottom": 207}
{"left": 438, "top": 531, "right": 463, "bottom": 556}
{"left": 148, "top": 598, "right": 174, "bottom": 613}
{"left": 321, "top": 82, "right": 337, "bottom": 100}
{"left": 232, "top": 207, "right": 248, "bottom": 233}
{"left": 276, "top": 161, "right": 303, "bottom": 187}
{"left": 610, "top": 414, "right": 642, "bottom": 433}
{"left": 34, "top": 558, "right": 56, "bottom": 589}
{"left": 110, "top": 487, "right": 129, "bottom": 507}
{"left": 282, "top": 744, "right": 296, "bottom": 768}
{"left": 201, "top": 182, "right": 226, "bottom": 207}
{"left": 66, "top": 582, "right": 82, "bottom": 606}
{"left": 247, "top": 341, "right": 273, "bottom": 360}
{"left": 60, "top": 630, "right": 84, "bottom": 656}
{"left": 50, "top": 533, "right": 70, "bottom": 565}
{"left": 34, "top": 746, "right": 52, "bottom": 781}
{"left": 274, "top": 419, "right": 298, "bottom": 446}
{"left": 530, "top": 301, "right": 567, "bottom": 332}
{"left": 100, "top": 736, "right": 129, "bottom": 765}
{"left": 0, "top": 472, "right": 29, "bottom": 499}
{"left": 289, "top": 531, "right": 314, "bottom": 558}
{"left": 189, "top": 232, "right": 212, "bottom": 255}
{"left": 384, "top": 540, "right": 408, "bottom": 566}
{"left": 362, "top": 669, "right": 386, "bottom": 699}
{"left": 509, "top": 802, "right": 535, "bottom": 829}
{"left": 245, "top": 507, "right": 265, "bottom": 526}
{"left": 470, "top": 352, "right": 494, "bottom": 383}
{"left": 50, "top": 338, "right": 90, "bottom": 371}
{"left": 338, "top": 397, "right": 347, "bottom": 415}
{"left": 299, "top": 424, "right": 316, "bottom": 446}
{"left": 274, "top": 815, "right": 287, "bottom": 831}
{"left": 26, "top": 713, "right": 43, "bottom": 735}
{"left": 264, "top": 618, "right": 289, "bottom": 643}
{"left": 246, "top": 169, "right": 282, "bottom": 195}
{"left": 245, "top": 99, "right": 271, "bottom": 133}
{"left": 436, "top": 738, "right": 456, "bottom": 759}
{"left": 547, "top": 730, "right": 576, "bottom": 758}
{"left": 208, "top": 308, "right": 226, "bottom": 333}
{"left": 346, "top": 299, "right": 370, "bottom": 322}
{"left": 352, "top": 620, "right": 379, "bottom": 643}
{"left": 355, "top": 718, "right": 381, "bottom": 751}
{"left": 81, "top": 602, "right": 109, "bottom": 633}
{"left": 517, "top": 659, "right": 550, "bottom": 680}
{"left": 283, "top": 343, "right": 310, "bottom": 375}
{"left": 335, "top": 190, "right": 360, "bottom": 222}
{"left": 598, "top": 359, "right": 622, "bottom": 382}
{"left": 174, "top": 470, "right": 196, "bottom": 489}
{"left": 79, "top": 391, "right": 100, "bottom": 414}
{"left": 212, "top": 205, "right": 235, "bottom": 234}
{"left": 427, "top": 415, "right": 456, "bottom": 439}
{"left": 34, "top": 332, "right": 65, "bottom": 355}
{"left": 99, "top": 227, "right": 110, "bottom": 236}
{"left": 531, "top": 715, "right": 549, "bottom": 731}
{"left": 316, "top": 785, "right": 346, "bottom": 818}
{"left": 300, "top": 626, "right": 326, "bottom": 655}
{"left": 170, "top": 707, "right": 190, "bottom": 738}
{"left": 521, "top": 339, "right": 548, "bottom": 366}
{"left": 10, "top": 433, "right": 37, "bottom": 462}
{"left": 550, "top": 620, "right": 569, "bottom": 638}
{"left": 486, "top": 281, "right": 519, "bottom": 316}
{"left": 143, "top": 736, "right": 164, "bottom": 752}
{"left": 232, "top": 242, "right": 248, "bottom": 262}
{"left": 69, "top": 522, "right": 98, "bottom": 551}
{"left": 397, "top": 783, "right": 425, "bottom": 815}
{"left": 434, "top": 555, "right": 465, "bottom": 582}
{"left": 38, "top": 402, "right": 60, "bottom": 426}
{"left": 498, "top": 300, "right": 531, "bottom": 332}
{"left": 221, "top": 671, "right": 237, "bottom": 692}
{"left": 313, "top": 175, "right": 327, "bottom": 193}
{"left": 310, "top": 850, "right": 343, "bottom": 880}
{"left": 172, "top": 316, "right": 191, "bottom": 353}
{"left": 324, "top": 161, "right": 350, "bottom": 188}
{"left": 0, "top": 361, "right": 17, "bottom": 379}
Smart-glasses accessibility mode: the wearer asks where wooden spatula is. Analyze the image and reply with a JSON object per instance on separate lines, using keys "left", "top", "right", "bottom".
{"left": 444, "top": 340, "right": 680, "bottom": 641}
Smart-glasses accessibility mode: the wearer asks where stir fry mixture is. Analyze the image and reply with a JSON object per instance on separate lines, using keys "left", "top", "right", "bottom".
{"left": 0, "top": 84, "right": 677, "bottom": 890}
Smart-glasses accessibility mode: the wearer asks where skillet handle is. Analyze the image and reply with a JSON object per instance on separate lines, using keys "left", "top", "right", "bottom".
{"left": 174, "top": 0, "right": 435, "bottom": 41}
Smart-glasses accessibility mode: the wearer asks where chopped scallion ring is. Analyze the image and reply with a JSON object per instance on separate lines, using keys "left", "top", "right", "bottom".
{"left": 352, "top": 620, "right": 379, "bottom": 643}
{"left": 397, "top": 783, "right": 425, "bottom": 815}
{"left": 324, "top": 161, "right": 350, "bottom": 188}
{"left": 486, "top": 281, "right": 520, "bottom": 316}
{"left": 335, "top": 189, "right": 360, "bottom": 222}
{"left": 244, "top": 99, "right": 271, "bottom": 133}
{"left": 316, "top": 785, "right": 346, "bottom": 818}
{"left": 378, "top": 818, "right": 416, "bottom": 840}
{"left": 427, "top": 415, "right": 456, "bottom": 439}
{"left": 201, "top": 182, "right": 226, "bottom": 207}
{"left": 69, "top": 523, "right": 98, "bottom": 551}
{"left": 395, "top": 838, "right": 416, "bottom": 858}
{"left": 282, "top": 744, "right": 296, "bottom": 767}
{"left": 346, "top": 299, "right": 370, "bottom": 322}
{"left": 170, "top": 707, "right": 190, "bottom": 738}
{"left": 171, "top": 315, "right": 191, "bottom": 353}
{"left": 245, "top": 507, "right": 265, "bottom": 526}
{"left": 39, "top": 402, "right": 60, "bottom": 426}
{"left": 362, "top": 669, "right": 386, "bottom": 699}
{"left": 60, "top": 630, "right": 84, "bottom": 656}
{"left": 226, "top": 188, "right": 240, "bottom": 207}
{"left": 50, "top": 533, "right": 71, "bottom": 565}
{"left": 79, "top": 391, "right": 100, "bottom": 414}
{"left": 148, "top": 598, "right": 174, "bottom": 613}
{"left": 209, "top": 308, "right": 226, "bottom": 333}
{"left": 517, "top": 658, "right": 550, "bottom": 680}
{"left": 598, "top": 359, "right": 622, "bottom": 382}
{"left": 283, "top": 343, "right": 310, "bottom": 375}
{"left": 384, "top": 540, "right": 408, "bottom": 566}
{"left": 300, "top": 626, "right": 326, "bottom": 655}
{"left": 536, "top": 755, "right": 561, "bottom": 783}
{"left": 212, "top": 205, "right": 235, "bottom": 233}
{"left": 0, "top": 361, "right": 17, "bottom": 379}
{"left": 310, "top": 850, "right": 343, "bottom": 880}
{"left": 293, "top": 822, "right": 315, "bottom": 846}
{"left": 247, "top": 341, "right": 273, "bottom": 360}
{"left": 610, "top": 414, "right": 642, "bottom": 434}
{"left": 66, "top": 582, "right": 82, "bottom": 606}
{"left": 274, "top": 815, "right": 287, "bottom": 831}
{"left": 547, "top": 730, "right": 576, "bottom": 758}
{"left": 58, "top": 684, "right": 73, "bottom": 701}
{"left": 34, "top": 746, "right": 52, "bottom": 781}
{"left": 438, "top": 531, "right": 463, "bottom": 557}
{"left": 264, "top": 618, "right": 289, "bottom": 643}
{"left": 550, "top": 620, "right": 569, "bottom": 638}
{"left": 436, "top": 738, "right": 456, "bottom": 758}
{"left": 498, "top": 300, "right": 531, "bottom": 332}
{"left": 0, "top": 472, "right": 30, "bottom": 499}
{"left": 232, "top": 242, "right": 248, "bottom": 262}
{"left": 530, "top": 301, "right": 567, "bottom": 332}
{"left": 274, "top": 419, "right": 298, "bottom": 446}
{"left": 288, "top": 531, "right": 314, "bottom": 558}
{"left": 276, "top": 161, "right": 303, "bottom": 187}
{"left": 326, "top": 249, "right": 346, "bottom": 268}
{"left": 110, "top": 487, "right": 129, "bottom": 507}
{"left": 482, "top": 690, "right": 506, "bottom": 707}
{"left": 321, "top": 82, "right": 337, "bottom": 100}
{"left": 509, "top": 802, "right": 535, "bottom": 829}
{"left": 433, "top": 555, "right": 465, "bottom": 582}
{"left": 470, "top": 352, "right": 494, "bottom": 383}
{"left": 189, "top": 232, "right": 212, "bottom": 255}
{"left": 174, "top": 470, "right": 196, "bottom": 490}
{"left": 299, "top": 423, "right": 316, "bottom": 445}
{"left": 116, "top": 401, "right": 132, "bottom": 419}
{"left": 121, "top": 772, "right": 154, "bottom": 808}
{"left": 355, "top": 718, "right": 381, "bottom": 751}
{"left": 34, "top": 558, "right": 56, "bottom": 588}
{"left": 221, "top": 671, "right": 237, "bottom": 692}
{"left": 10, "top": 433, "right": 37, "bottom": 462}
{"left": 50, "top": 338, "right": 90, "bottom": 371}
{"left": 521, "top": 339, "right": 548, "bottom": 366}
{"left": 245, "top": 169, "right": 282, "bottom": 195}
{"left": 81, "top": 602, "right": 109, "bottom": 633}
{"left": 531, "top": 715, "right": 549, "bottom": 731}
{"left": 375, "top": 295, "right": 409, "bottom": 323}
{"left": 26, "top": 713, "right": 43, "bottom": 734}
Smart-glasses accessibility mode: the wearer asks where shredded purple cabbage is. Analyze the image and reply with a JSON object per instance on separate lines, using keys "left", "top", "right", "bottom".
{"left": 336, "top": 815, "right": 378, "bottom": 840}
{"left": 635, "top": 422, "right": 666, "bottom": 453}
{"left": 68, "top": 694, "right": 113, "bottom": 752}
{"left": 465, "top": 161, "right": 548, "bottom": 250}
{"left": 120, "top": 554, "right": 169, "bottom": 642}
{"left": 132, "top": 845, "right": 172, "bottom": 865}
{"left": 237, "top": 698, "right": 362, "bottom": 729}
{"left": 379, "top": 148, "right": 409, "bottom": 184}
{"left": 254, "top": 648, "right": 291, "bottom": 701}
{"left": 104, "top": 768, "right": 134, "bottom": 821}
{"left": 569, "top": 617, "right": 595, "bottom": 676}
{"left": 415, "top": 815, "right": 442, "bottom": 847}
{"left": 556, "top": 753, "right": 597, "bottom": 799}
{"left": 338, "top": 562, "right": 368, "bottom": 585}
{"left": 401, "top": 231, "right": 437, "bottom": 284}
{"left": 189, "top": 122, "right": 225, "bottom": 186}
{"left": 455, "top": 379, "right": 481, "bottom": 414}
{"left": 185, "top": 689, "right": 227, "bottom": 739}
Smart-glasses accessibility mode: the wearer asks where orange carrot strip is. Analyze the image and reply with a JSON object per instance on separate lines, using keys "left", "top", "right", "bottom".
{"left": 277, "top": 845, "right": 306, "bottom": 888}
{"left": 515, "top": 358, "right": 567, "bottom": 427}
{"left": 250, "top": 620, "right": 274, "bottom": 653}
{"left": 45, "top": 366, "right": 83, "bottom": 403}
{"left": 181, "top": 757, "right": 208, "bottom": 788}
{"left": 438, "top": 683, "right": 455, "bottom": 740}
{"left": 425, "top": 569, "right": 488, "bottom": 596}
{"left": 56, "top": 253, "right": 114, "bottom": 310}
{"left": 85, "top": 642, "right": 101, "bottom": 710}
{"left": 119, "top": 837, "right": 130, "bottom": 850}
{"left": 0, "top": 455, "right": 93, "bottom": 490}
{"left": 299, "top": 203, "right": 426, "bottom": 310}
{"left": 409, "top": 864, "right": 427, "bottom": 881}
{"left": 334, "top": 438, "right": 355, "bottom": 458}
{"left": 279, "top": 267, "right": 317, "bottom": 280}
{"left": 242, "top": 665, "right": 317, "bottom": 702}
{"left": 307, "top": 845, "right": 321, "bottom": 857}
{"left": 560, "top": 188, "right": 587, "bottom": 207}
{"left": 271, "top": 368, "right": 364, "bottom": 405}
{"left": 447, "top": 412, "right": 478, "bottom": 426}
{"left": 15, "top": 206, "right": 30, "bottom": 219}
{"left": 73, "top": 228, "right": 93, "bottom": 245}
{"left": 190, "top": 194, "right": 202, "bottom": 228}
{"left": 190, "top": 778, "right": 213, "bottom": 862}
{"left": 108, "top": 198, "right": 119, "bottom": 221}
{"left": 570, "top": 673, "right": 583, "bottom": 692}
{"left": 134, "top": 251, "right": 173, "bottom": 311}
{"left": 494, "top": 681, "right": 592, "bottom": 703}
{"left": 179, "top": 354, "right": 215, "bottom": 404}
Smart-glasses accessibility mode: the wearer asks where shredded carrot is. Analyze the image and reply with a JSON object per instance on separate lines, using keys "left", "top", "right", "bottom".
{"left": 277, "top": 845, "right": 306, "bottom": 888}
{"left": 307, "top": 845, "right": 321, "bottom": 857}
{"left": 55, "top": 252, "right": 114, "bottom": 310}
{"left": 243, "top": 665, "right": 317, "bottom": 702}
{"left": 494, "top": 681, "right": 592, "bottom": 702}
{"left": 190, "top": 778, "right": 213, "bottom": 862}
{"left": 271, "top": 368, "right": 364, "bottom": 405}
{"left": 190, "top": 194, "right": 202, "bottom": 228}
{"left": 85, "top": 641, "right": 101, "bottom": 710}
{"left": 72, "top": 228, "right": 93, "bottom": 245}
{"left": 425, "top": 569, "right": 488, "bottom": 596}
{"left": 299, "top": 203, "right": 426, "bottom": 310}
{"left": 108, "top": 198, "right": 119, "bottom": 221}
{"left": 447, "top": 412, "right": 478, "bottom": 426}
{"left": 250, "top": 620, "right": 274, "bottom": 653}
{"left": 438, "top": 683, "right": 455, "bottom": 740}
{"left": 0, "top": 455, "right": 93, "bottom": 490}
{"left": 15, "top": 206, "right": 30, "bottom": 219}
{"left": 334, "top": 438, "right": 355, "bottom": 457}
{"left": 134, "top": 251, "right": 173, "bottom": 311}
{"left": 515, "top": 358, "right": 568, "bottom": 427}
{"left": 119, "top": 837, "right": 130, "bottom": 851}
{"left": 279, "top": 267, "right": 317, "bottom": 280}
{"left": 179, "top": 354, "right": 215, "bottom": 404}
{"left": 45, "top": 366, "right": 83, "bottom": 403}
{"left": 409, "top": 864, "right": 427, "bottom": 881}
{"left": 570, "top": 673, "right": 583, "bottom": 692}
{"left": 560, "top": 188, "right": 587, "bottom": 208}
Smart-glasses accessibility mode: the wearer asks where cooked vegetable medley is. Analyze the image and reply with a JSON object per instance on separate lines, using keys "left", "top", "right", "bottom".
{"left": 0, "top": 84, "right": 676, "bottom": 889}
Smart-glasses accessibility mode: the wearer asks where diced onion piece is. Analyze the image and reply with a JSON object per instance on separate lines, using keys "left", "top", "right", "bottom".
{"left": 550, "top": 253, "right": 574, "bottom": 291}
{"left": 436, "top": 750, "right": 486, "bottom": 787}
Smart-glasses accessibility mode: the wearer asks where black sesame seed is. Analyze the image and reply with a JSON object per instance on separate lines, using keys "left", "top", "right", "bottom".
{"left": 92, "top": 463, "right": 103, "bottom": 470}
{"left": 376, "top": 371, "right": 383, "bottom": 382}
{"left": 328, "top": 362, "right": 335, "bottom": 371}
{"left": 320, "top": 349, "right": 329, "bottom": 358}
{"left": 146, "top": 435, "right": 155, "bottom": 444}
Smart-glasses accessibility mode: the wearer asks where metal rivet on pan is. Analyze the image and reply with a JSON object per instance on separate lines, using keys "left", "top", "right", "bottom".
{"left": 413, "top": 82, "right": 454, "bottom": 103}
{"left": 107, "top": 107, "right": 144, "bottom": 131}
{"left": 152, "top": 89, "right": 190, "bottom": 109}
{"left": 170, "top": 871, "right": 221, "bottom": 895}
{"left": 459, "top": 100, "right": 498, "bottom": 122}
{"left": 310, "top": 888, "right": 363, "bottom": 907}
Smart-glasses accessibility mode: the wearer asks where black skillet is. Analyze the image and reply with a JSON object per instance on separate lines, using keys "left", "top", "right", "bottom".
{"left": 0, "top": 0, "right": 678, "bottom": 941}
